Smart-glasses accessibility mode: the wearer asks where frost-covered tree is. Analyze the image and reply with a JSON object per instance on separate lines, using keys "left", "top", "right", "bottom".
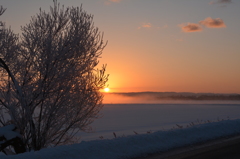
{"left": 0, "top": 1, "right": 108, "bottom": 151}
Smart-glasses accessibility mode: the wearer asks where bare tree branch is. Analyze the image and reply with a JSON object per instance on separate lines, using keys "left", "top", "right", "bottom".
{"left": 0, "top": 1, "right": 108, "bottom": 152}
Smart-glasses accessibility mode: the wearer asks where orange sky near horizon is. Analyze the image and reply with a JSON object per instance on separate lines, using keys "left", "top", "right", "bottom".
{"left": 100, "top": 37, "right": 240, "bottom": 93}
{"left": 1, "top": 0, "right": 240, "bottom": 94}
{"left": 96, "top": 1, "right": 240, "bottom": 94}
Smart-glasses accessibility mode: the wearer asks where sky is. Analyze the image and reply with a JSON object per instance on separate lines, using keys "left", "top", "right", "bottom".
{"left": 1, "top": 0, "right": 240, "bottom": 94}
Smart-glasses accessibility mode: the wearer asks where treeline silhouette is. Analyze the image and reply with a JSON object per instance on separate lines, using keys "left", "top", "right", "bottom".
{"left": 113, "top": 92, "right": 240, "bottom": 101}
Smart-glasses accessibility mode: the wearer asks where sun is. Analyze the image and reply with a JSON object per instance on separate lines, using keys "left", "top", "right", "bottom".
{"left": 104, "top": 88, "right": 110, "bottom": 92}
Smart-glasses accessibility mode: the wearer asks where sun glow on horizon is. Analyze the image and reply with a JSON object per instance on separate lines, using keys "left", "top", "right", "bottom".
{"left": 104, "top": 87, "right": 110, "bottom": 92}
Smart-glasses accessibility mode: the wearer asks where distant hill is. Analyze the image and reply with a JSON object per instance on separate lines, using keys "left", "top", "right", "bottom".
{"left": 110, "top": 92, "right": 240, "bottom": 101}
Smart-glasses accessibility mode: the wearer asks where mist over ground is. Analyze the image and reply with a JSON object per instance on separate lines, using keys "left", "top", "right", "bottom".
{"left": 103, "top": 92, "right": 240, "bottom": 104}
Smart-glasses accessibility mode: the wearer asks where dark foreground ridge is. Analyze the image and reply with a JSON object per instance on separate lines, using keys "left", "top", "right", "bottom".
{"left": 135, "top": 135, "right": 240, "bottom": 159}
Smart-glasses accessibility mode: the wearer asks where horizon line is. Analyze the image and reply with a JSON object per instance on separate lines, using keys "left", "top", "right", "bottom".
{"left": 102, "top": 91, "right": 240, "bottom": 95}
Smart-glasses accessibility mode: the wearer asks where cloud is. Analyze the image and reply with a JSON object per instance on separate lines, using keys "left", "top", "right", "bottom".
{"left": 138, "top": 23, "right": 168, "bottom": 30}
{"left": 179, "top": 17, "right": 226, "bottom": 33}
{"left": 218, "top": 0, "right": 232, "bottom": 3}
{"left": 108, "top": 0, "right": 121, "bottom": 2}
{"left": 138, "top": 23, "right": 152, "bottom": 29}
{"left": 179, "top": 23, "right": 202, "bottom": 33}
{"left": 209, "top": 0, "right": 232, "bottom": 5}
{"left": 142, "top": 23, "right": 152, "bottom": 28}
{"left": 104, "top": 0, "right": 121, "bottom": 5}
{"left": 199, "top": 17, "right": 226, "bottom": 28}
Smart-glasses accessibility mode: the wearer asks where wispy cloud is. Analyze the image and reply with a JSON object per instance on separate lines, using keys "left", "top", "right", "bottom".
{"left": 109, "top": 0, "right": 121, "bottom": 2}
{"left": 105, "top": 0, "right": 122, "bottom": 5}
{"left": 199, "top": 17, "right": 226, "bottom": 28}
{"left": 142, "top": 23, "right": 152, "bottom": 28}
{"left": 138, "top": 23, "right": 152, "bottom": 29}
{"left": 209, "top": 0, "right": 232, "bottom": 5}
{"left": 138, "top": 23, "right": 168, "bottom": 30}
{"left": 179, "top": 23, "right": 202, "bottom": 33}
{"left": 218, "top": 0, "right": 232, "bottom": 3}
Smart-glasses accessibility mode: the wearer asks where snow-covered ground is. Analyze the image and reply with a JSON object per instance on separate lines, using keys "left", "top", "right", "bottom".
{"left": 80, "top": 103, "right": 240, "bottom": 140}
{"left": 1, "top": 119, "right": 240, "bottom": 159}
{"left": 1, "top": 103, "right": 240, "bottom": 158}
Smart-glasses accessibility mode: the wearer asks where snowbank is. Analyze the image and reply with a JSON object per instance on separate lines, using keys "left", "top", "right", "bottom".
{"left": 0, "top": 125, "right": 22, "bottom": 140}
{"left": 2, "top": 119, "right": 240, "bottom": 159}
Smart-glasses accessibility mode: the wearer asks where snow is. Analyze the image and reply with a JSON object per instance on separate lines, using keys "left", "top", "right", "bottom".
{"left": 1, "top": 119, "right": 240, "bottom": 159}
{"left": 80, "top": 103, "right": 240, "bottom": 141}
{"left": 0, "top": 124, "right": 22, "bottom": 140}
